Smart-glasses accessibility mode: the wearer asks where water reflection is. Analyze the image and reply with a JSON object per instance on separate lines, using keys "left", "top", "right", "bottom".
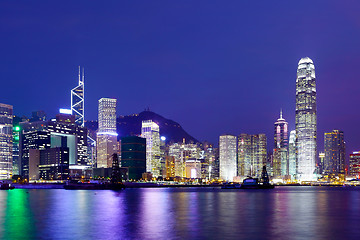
{"left": 0, "top": 187, "right": 360, "bottom": 239}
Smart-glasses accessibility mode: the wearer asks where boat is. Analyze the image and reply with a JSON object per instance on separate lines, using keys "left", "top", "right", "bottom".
{"left": 0, "top": 183, "right": 15, "bottom": 190}
{"left": 221, "top": 183, "right": 242, "bottom": 189}
{"left": 240, "top": 166, "right": 275, "bottom": 189}
{"left": 241, "top": 177, "right": 274, "bottom": 189}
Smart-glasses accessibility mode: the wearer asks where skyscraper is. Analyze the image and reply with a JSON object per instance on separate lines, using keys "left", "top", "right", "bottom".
{"left": 288, "top": 130, "right": 297, "bottom": 177}
{"left": 238, "top": 133, "right": 267, "bottom": 177}
{"left": 349, "top": 152, "right": 360, "bottom": 177}
{"left": 96, "top": 98, "right": 118, "bottom": 168}
{"left": 168, "top": 142, "right": 200, "bottom": 178}
{"left": 0, "top": 103, "right": 13, "bottom": 179}
{"left": 219, "top": 134, "right": 237, "bottom": 181}
{"left": 71, "top": 67, "right": 85, "bottom": 127}
{"left": 296, "top": 57, "right": 317, "bottom": 181}
{"left": 324, "top": 130, "right": 345, "bottom": 175}
{"left": 141, "top": 120, "right": 161, "bottom": 177}
{"left": 121, "top": 136, "right": 146, "bottom": 180}
{"left": 273, "top": 110, "right": 289, "bottom": 176}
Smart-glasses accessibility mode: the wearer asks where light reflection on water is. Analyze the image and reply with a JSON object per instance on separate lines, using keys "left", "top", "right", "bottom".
{"left": 0, "top": 187, "right": 360, "bottom": 240}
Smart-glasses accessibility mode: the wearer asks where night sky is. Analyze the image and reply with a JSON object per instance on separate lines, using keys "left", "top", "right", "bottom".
{"left": 1, "top": 1, "right": 360, "bottom": 155}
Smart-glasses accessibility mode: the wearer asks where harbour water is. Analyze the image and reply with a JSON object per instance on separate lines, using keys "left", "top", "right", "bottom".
{"left": 0, "top": 186, "right": 360, "bottom": 240}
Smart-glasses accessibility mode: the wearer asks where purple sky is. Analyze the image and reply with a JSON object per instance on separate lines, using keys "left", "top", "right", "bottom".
{"left": 1, "top": 1, "right": 360, "bottom": 155}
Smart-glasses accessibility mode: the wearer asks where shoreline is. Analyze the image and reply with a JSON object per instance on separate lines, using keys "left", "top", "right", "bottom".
{"left": 9, "top": 183, "right": 359, "bottom": 189}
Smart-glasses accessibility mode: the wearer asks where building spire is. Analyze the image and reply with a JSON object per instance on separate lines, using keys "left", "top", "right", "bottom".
{"left": 82, "top": 67, "right": 85, "bottom": 84}
{"left": 78, "top": 66, "right": 81, "bottom": 84}
{"left": 280, "top": 108, "right": 283, "bottom": 119}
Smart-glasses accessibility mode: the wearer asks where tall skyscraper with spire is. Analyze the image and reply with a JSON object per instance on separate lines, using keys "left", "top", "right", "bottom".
{"left": 295, "top": 57, "right": 317, "bottom": 181}
{"left": 71, "top": 67, "right": 85, "bottom": 127}
{"left": 273, "top": 110, "right": 289, "bottom": 177}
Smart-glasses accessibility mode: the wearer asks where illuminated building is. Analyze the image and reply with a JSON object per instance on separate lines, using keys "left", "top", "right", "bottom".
{"left": 296, "top": 57, "right": 317, "bottom": 181}
{"left": 324, "top": 130, "right": 345, "bottom": 174}
{"left": 273, "top": 110, "right": 289, "bottom": 176}
{"left": 165, "top": 155, "right": 175, "bottom": 178}
{"left": 185, "top": 159, "right": 201, "bottom": 178}
{"left": 71, "top": 67, "right": 85, "bottom": 126}
{"left": 96, "top": 98, "right": 118, "bottom": 168}
{"left": 349, "top": 152, "right": 360, "bottom": 177}
{"left": 12, "top": 119, "right": 21, "bottom": 175}
{"left": 0, "top": 103, "right": 13, "bottom": 179}
{"left": 288, "top": 130, "right": 297, "bottom": 177}
{"left": 29, "top": 148, "right": 69, "bottom": 180}
{"left": 274, "top": 110, "right": 288, "bottom": 149}
{"left": 141, "top": 120, "right": 161, "bottom": 177}
{"left": 169, "top": 142, "right": 200, "bottom": 178}
{"left": 318, "top": 152, "right": 325, "bottom": 174}
{"left": 238, "top": 134, "right": 267, "bottom": 177}
{"left": 219, "top": 134, "right": 237, "bottom": 181}
{"left": 121, "top": 136, "right": 146, "bottom": 180}
{"left": 20, "top": 115, "right": 88, "bottom": 179}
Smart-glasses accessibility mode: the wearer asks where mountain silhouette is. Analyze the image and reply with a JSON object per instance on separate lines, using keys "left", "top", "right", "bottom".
{"left": 85, "top": 111, "right": 199, "bottom": 144}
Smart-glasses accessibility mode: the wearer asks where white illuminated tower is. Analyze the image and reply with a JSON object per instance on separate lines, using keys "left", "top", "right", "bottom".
{"left": 288, "top": 130, "right": 297, "bottom": 177}
{"left": 96, "top": 98, "right": 118, "bottom": 168}
{"left": 0, "top": 103, "right": 13, "bottom": 179}
{"left": 296, "top": 57, "right": 317, "bottom": 181}
{"left": 71, "top": 66, "right": 85, "bottom": 127}
{"left": 219, "top": 134, "right": 237, "bottom": 181}
{"left": 141, "top": 120, "right": 161, "bottom": 177}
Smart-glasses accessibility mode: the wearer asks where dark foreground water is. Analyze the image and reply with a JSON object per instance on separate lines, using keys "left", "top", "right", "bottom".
{"left": 0, "top": 186, "right": 360, "bottom": 240}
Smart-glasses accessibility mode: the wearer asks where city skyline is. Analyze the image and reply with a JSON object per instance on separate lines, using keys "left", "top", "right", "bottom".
{"left": 1, "top": 1, "right": 360, "bottom": 157}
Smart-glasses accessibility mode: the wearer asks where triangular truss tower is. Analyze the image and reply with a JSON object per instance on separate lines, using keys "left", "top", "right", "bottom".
{"left": 71, "top": 66, "right": 85, "bottom": 126}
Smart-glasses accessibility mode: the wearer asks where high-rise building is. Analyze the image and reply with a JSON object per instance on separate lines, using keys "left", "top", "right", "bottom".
{"left": 318, "top": 152, "right": 325, "bottom": 174}
{"left": 324, "top": 130, "right": 345, "bottom": 174}
{"left": 20, "top": 116, "right": 88, "bottom": 179}
{"left": 165, "top": 155, "right": 175, "bottom": 178}
{"left": 121, "top": 136, "right": 146, "bottom": 180}
{"left": 71, "top": 67, "right": 85, "bottom": 127}
{"left": 349, "top": 152, "right": 360, "bottom": 177}
{"left": 219, "top": 134, "right": 237, "bottom": 181}
{"left": 274, "top": 110, "right": 288, "bottom": 149}
{"left": 12, "top": 119, "right": 21, "bottom": 175}
{"left": 168, "top": 142, "right": 200, "bottom": 178}
{"left": 141, "top": 120, "right": 161, "bottom": 177}
{"left": 238, "top": 134, "right": 267, "bottom": 177}
{"left": 96, "top": 98, "right": 118, "bottom": 168}
{"left": 273, "top": 110, "right": 289, "bottom": 177}
{"left": 288, "top": 130, "right": 297, "bottom": 177}
{"left": 296, "top": 57, "right": 317, "bottom": 181}
{"left": 0, "top": 103, "right": 13, "bottom": 179}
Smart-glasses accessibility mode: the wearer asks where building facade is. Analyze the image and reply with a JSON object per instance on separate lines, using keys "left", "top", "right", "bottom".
{"left": 288, "top": 130, "right": 297, "bottom": 177}
{"left": 296, "top": 57, "right": 317, "bottom": 181}
{"left": 96, "top": 98, "right": 118, "bottom": 168}
{"left": 324, "top": 130, "right": 345, "bottom": 175}
{"left": 219, "top": 134, "right": 237, "bottom": 181}
{"left": 349, "top": 152, "right": 360, "bottom": 177}
{"left": 20, "top": 117, "right": 88, "bottom": 179}
{"left": 238, "top": 133, "right": 267, "bottom": 177}
{"left": 0, "top": 103, "right": 13, "bottom": 179}
{"left": 121, "top": 136, "right": 146, "bottom": 180}
{"left": 273, "top": 110, "right": 289, "bottom": 177}
{"left": 141, "top": 120, "right": 161, "bottom": 177}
